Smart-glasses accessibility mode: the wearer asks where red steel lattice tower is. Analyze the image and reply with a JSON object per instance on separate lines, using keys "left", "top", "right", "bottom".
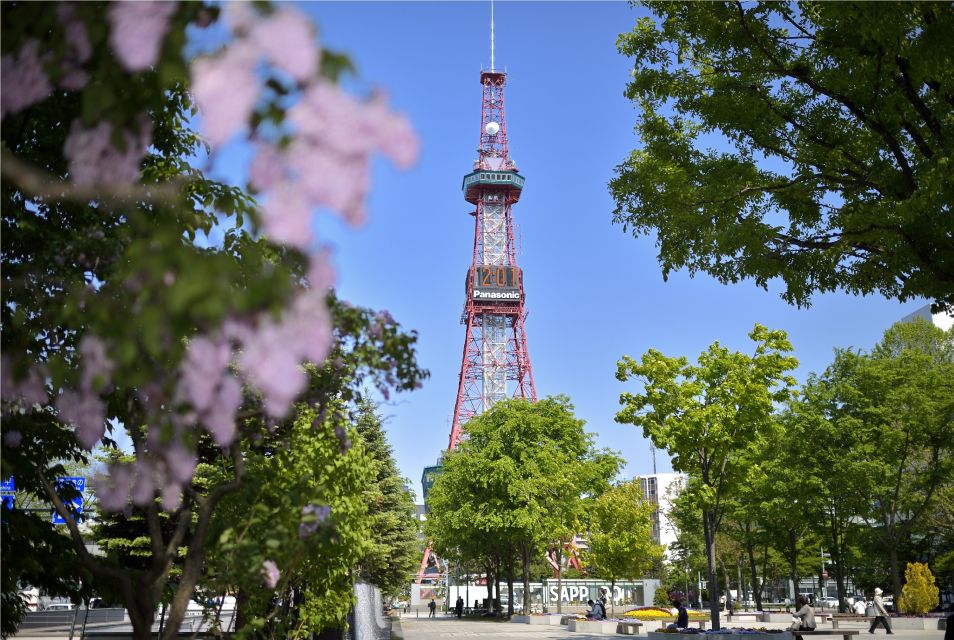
{"left": 416, "top": 66, "right": 537, "bottom": 583}
{"left": 448, "top": 68, "right": 536, "bottom": 447}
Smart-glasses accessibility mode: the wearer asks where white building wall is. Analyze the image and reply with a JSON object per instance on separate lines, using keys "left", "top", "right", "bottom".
{"left": 638, "top": 473, "right": 685, "bottom": 559}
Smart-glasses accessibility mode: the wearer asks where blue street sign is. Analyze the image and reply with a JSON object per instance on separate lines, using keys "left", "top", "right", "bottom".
{"left": 52, "top": 476, "right": 85, "bottom": 525}
{"left": 1, "top": 477, "right": 13, "bottom": 493}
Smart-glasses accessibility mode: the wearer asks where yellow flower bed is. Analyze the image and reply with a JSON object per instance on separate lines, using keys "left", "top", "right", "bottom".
{"left": 622, "top": 608, "right": 709, "bottom": 621}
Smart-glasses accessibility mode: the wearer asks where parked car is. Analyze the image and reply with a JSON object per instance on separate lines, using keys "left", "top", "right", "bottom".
{"left": 45, "top": 602, "right": 75, "bottom": 611}
{"left": 821, "top": 597, "right": 839, "bottom": 608}
{"left": 19, "top": 588, "right": 40, "bottom": 611}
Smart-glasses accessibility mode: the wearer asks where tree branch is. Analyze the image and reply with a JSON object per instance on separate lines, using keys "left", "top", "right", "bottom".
{"left": 1, "top": 149, "right": 180, "bottom": 206}
{"left": 36, "top": 469, "right": 132, "bottom": 587}
{"left": 733, "top": 2, "right": 918, "bottom": 195}
{"left": 894, "top": 56, "right": 946, "bottom": 147}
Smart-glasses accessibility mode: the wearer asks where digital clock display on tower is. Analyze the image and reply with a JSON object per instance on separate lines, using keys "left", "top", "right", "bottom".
{"left": 469, "top": 265, "right": 523, "bottom": 302}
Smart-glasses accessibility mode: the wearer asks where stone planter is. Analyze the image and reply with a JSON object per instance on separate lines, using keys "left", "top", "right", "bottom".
{"left": 888, "top": 617, "right": 940, "bottom": 631}
{"left": 649, "top": 632, "right": 792, "bottom": 640}
{"left": 624, "top": 619, "right": 664, "bottom": 631}
{"left": 515, "top": 614, "right": 563, "bottom": 625}
{"left": 762, "top": 613, "right": 794, "bottom": 623}
{"left": 567, "top": 619, "right": 620, "bottom": 634}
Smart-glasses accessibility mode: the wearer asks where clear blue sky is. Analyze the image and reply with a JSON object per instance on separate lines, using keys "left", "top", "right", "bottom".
{"left": 215, "top": 2, "right": 929, "bottom": 501}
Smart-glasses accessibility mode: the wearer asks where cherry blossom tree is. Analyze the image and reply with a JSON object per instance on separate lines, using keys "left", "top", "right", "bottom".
{"left": 1, "top": 2, "right": 421, "bottom": 638}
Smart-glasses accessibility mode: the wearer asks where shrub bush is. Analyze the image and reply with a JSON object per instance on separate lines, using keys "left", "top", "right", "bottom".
{"left": 898, "top": 562, "right": 939, "bottom": 615}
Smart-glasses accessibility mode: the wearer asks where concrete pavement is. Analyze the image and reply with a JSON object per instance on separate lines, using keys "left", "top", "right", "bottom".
{"left": 396, "top": 615, "right": 945, "bottom": 640}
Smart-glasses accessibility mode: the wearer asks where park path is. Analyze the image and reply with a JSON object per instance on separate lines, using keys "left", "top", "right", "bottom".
{"left": 396, "top": 615, "right": 944, "bottom": 640}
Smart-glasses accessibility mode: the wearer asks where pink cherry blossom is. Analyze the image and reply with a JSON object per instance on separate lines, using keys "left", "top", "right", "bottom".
{"left": 107, "top": 1, "right": 177, "bottom": 72}
{"left": 3, "top": 430, "right": 23, "bottom": 449}
{"left": 249, "top": 142, "right": 285, "bottom": 192}
{"left": 0, "top": 40, "right": 53, "bottom": 118}
{"left": 223, "top": 2, "right": 258, "bottom": 33}
{"left": 191, "top": 42, "right": 259, "bottom": 147}
{"left": 56, "top": 389, "right": 105, "bottom": 450}
{"left": 161, "top": 483, "right": 182, "bottom": 511}
{"left": 261, "top": 560, "right": 280, "bottom": 589}
{"left": 286, "top": 142, "right": 369, "bottom": 226}
{"left": 286, "top": 290, "right": 333, "bottom": 365}
{"left": 79, "top": 335, "right": 114, "bottom": 391}
{"left": 250, "top": 7, "right": 318, "bottom": 82}
{"left": 299, "top": 503, "right": 331, "bottom": 538}
{"left": 261, "top": 183, "right": 313, "bottom": 248}
{"left": 163, "top": 442, "right": 197, "bottom": 485}
{"left": 93, "top": 464, "right": 134, "bottom": 511}
{"left": 63, "top": 117, "right": 152, "bottom": 185}
{"left": 239, "top": 323, "right": 306, "bottom": 418}
{"left": 307, "top": 249, "right": 336, "bottom": 293}
{"left": 204, "top": 375, "right": 242, "bottom": 447}
{"left": 289, "top": 82, "right": 373, "bottom": 157}
{"left": 1, "top": 357, "right": 48, "bottom": 406}
{"left": 178, "top": 335, "right": 231, "bottom": 412}
{"left": 56, "top": 4, "right": 92, "bottom": 91}
{"left": 130, "top": 461, "right": 158, "bottom": 506}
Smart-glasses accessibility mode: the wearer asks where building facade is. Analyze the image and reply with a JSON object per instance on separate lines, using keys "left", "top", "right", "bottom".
{"left": 638, "top": 473, "right": 685, "bottom": 558}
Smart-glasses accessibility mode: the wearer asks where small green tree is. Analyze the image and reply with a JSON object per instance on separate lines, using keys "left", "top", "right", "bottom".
{"left": 426, "top": 396, "right": 621, "bottom": 616}
{"left": 586, "top": 481, "right": 663, "bottom": 617}
{"left": 898, "top": 562, "right": 939, "bottom": 614}
{"left": 353, "top": 397, "right": 420, "bottom": 598}
{"left": 616, "top": 325, "right": 798, "bottom": 628}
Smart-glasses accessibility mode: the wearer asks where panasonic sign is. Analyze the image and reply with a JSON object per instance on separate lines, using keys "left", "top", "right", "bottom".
{"left": 473, "top": 289, "right": 521, "bottom": 301}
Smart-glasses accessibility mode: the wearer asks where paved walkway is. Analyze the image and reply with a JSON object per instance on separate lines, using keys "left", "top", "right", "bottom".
{"left": 397, "top": 616, "right": 945, "bottom": 640}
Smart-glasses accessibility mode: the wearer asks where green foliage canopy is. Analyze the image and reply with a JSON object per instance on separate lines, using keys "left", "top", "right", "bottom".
{"left": 612, "top": 2, "right": 954, "bottom": 311}
{"left": 585, "top": 480, "right": 663, "bottom": 616}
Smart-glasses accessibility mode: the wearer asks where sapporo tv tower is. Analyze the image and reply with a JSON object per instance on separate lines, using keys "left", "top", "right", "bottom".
{"left": 416, "top": 7, "right": 537, "bottom": 583}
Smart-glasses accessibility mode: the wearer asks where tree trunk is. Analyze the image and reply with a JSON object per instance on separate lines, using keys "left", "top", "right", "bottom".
{"left": 787, "top": 529, "right": 799, "bottom": 612}
{"left": 235, "top": 588, "right": 250, "bottom": 631}
{"left": 610, "top": 578, "right": 616, "bottom": 619}
{"left": 127, "top": 586, "right": 158, "bottom": 640}
{"left": 746, "top": 542, "right": 760, "bottom": 611}
{"left": 486, "top": 561, "right": 495, "bottom": 613}
{"left": 506, "top": 558, "right": 515, "bottom": 617}
{"left": 888, "top": 546, "right": 902, "bottom": 601}
{"left": 556, "top": 544, "right": 563, "bottom": 614}
{"left": 494, "top": 556, "right": 501, "bottom": 616}
{"left": 719, "top": 555, "right": 733, "bottom": 614}
{"left": 520, "top": 541, "right": 532, "bottom": 616}
{"left": 703, "top": 509, "right": 721, "bottom": 630}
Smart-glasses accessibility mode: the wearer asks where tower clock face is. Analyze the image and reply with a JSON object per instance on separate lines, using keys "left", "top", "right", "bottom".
{"left": 470, "top": 265, "right": 522, "bottom": 302}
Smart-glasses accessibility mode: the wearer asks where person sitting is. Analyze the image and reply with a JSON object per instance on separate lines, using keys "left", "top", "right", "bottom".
{"left": 585, "top": 599, "right": 606, "bottom": 620}
{"left": 789, "top": 595, "right": 817, "bottom": 638}
{"left": 853, "top": 598, "right": 867, "bottom": 615}
{"left": 667, "top": 597, "right": 689, "bottom": 629}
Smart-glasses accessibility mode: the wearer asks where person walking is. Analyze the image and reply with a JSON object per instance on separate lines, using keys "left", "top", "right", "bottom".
{"left": 455, "top": 596, "right": 464, "bottom": 619}
{"left": 789, "top": 595, "right": 817, "bottom": 638}
{"left": 428, "top": 598, "right": 437, "bottom": 619}
{"left": 869, "top": 588, "right": 893, "bottom": 634}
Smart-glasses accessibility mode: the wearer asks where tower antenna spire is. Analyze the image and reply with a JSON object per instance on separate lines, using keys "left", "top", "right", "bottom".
{"left": 490, "top": 0, "right": 495, "bottom": 71}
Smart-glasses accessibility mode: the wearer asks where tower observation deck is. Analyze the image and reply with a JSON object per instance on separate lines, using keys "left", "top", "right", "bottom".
{"left": 416, "top": 67, "right": 538, "bottom": 583}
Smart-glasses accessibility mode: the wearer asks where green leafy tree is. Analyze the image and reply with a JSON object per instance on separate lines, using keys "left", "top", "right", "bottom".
{"left": 787, "top": 319, "right": 953, "bottom": 600}
{"left": 616, "top": 325, "right": 798, "bottom": 628}
{"left": 353, "top": 397, "right": 420, "bottom": 599}
{"left": 898, "top": 562, "right": 940, "bottom": 614}
{"left": 1, "top": 3, "right": 421, "bottom": 638}
{"left": 860, "top": 319, "right": 954, "bottom": 597}
{"left": 612, "top": 3, "right": 954, "bottom": 311}
{"left": 426, "top": 396, "right": 621, "bottom": 616}
{"left": 202, "top": 402, "right": 373, "bottom": 637}
{"left": 585, "top": 481, "right": 663, "bottom": 617}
